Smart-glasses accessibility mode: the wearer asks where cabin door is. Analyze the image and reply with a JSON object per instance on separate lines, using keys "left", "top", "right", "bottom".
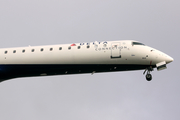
{"left": 111, "top": 42, "right": 121, "bottom": 58}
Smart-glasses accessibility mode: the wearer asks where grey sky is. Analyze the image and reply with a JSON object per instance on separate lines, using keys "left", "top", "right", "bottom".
{"left": 0, "top": 0, "right": 179, "bottom": 120}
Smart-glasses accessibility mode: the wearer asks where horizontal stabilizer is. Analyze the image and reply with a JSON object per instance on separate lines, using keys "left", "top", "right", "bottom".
{"left": 156, "top": 61, "right": 167, "bottom": 71}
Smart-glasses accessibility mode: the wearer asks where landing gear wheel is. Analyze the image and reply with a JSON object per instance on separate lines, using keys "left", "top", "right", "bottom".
{"left": 146, "top": 74, "right": 152, "bottom": 81}
{"left": 143, "top": 66, "right": 153, "bottom": 81}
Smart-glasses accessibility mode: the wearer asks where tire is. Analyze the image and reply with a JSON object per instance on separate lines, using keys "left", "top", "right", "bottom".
{"left": 146, "top": 74, "right": 152, "bottom": 81}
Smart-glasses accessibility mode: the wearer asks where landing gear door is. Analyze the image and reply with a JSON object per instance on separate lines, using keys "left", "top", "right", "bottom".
{"left": 111, "top": 43, "right": 121, "bottom": 58}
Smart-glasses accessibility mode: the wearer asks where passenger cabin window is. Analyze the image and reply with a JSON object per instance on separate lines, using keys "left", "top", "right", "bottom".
{"left": 78, "top": 46, "right": 80, "bottom": 49}
{"left": 132, "top": 42, "right": 145, "bottom": 46}
{"left": 68, "top": 47, "right": 71, "bottom": 50}
{"left": 22, "top": 50, "right": 25, "bottom": 53}
{"left": 59, "top": 47, "right": 62, "bottom": 50}
{"left": 32, "top": 49, "right": 35, "bottom": 52}
{"left": 13, "top": 50, "right": 16, "bottom": 53}
{"left": 87, "top": 45, "right": 90, "bottom": 48}
{"left": 41, "top": 48, "right": 44, "bottom": 51}
{"left": 50, "top": 48, "right": 53, "bottom": 51}
{"left": 5, "top": 51, "right": 8, "bottom": 54}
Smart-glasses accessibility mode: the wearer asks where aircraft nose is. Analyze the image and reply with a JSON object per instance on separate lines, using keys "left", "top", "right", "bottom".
{"left": 166, "top": 55, "right": 174, "bottom": 64}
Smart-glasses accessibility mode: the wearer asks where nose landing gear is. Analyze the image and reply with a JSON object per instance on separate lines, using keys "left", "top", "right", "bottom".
{"left": 143, "top": 67, "right": 153, "bottom": 81}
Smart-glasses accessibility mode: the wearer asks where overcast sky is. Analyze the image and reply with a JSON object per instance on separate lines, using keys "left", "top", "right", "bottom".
{"left": 0, "top": 0, "right": 179, "bottom": 120}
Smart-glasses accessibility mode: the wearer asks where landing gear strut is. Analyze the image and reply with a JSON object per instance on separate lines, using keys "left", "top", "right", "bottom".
{"left": 143, "top": 67, "right": 153, "bottom": 81}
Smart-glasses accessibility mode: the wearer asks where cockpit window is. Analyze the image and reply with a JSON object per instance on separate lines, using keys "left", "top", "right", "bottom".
{"left": 132, "top": 42, "right": 145, "bottom": 46}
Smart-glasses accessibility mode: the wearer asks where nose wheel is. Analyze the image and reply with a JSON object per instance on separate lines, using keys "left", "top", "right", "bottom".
{"left": 143, "top": 67, "right": 153, "bottom": 81}
{"left": 146, "top": 73, "right": 152, "bottom": 81}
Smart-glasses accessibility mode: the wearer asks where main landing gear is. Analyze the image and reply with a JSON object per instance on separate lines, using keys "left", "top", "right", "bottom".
{"left": 143, "top": 67, "right": 153, "bottom": 81}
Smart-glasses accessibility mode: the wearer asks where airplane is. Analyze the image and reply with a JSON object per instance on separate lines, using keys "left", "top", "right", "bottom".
{"left": 0, "top": 40, "right": 173, "bottom": 82}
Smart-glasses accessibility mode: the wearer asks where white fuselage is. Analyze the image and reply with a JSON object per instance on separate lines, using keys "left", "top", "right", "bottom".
{"left": 0, "top": 40, "right": 173, "bottom": 82}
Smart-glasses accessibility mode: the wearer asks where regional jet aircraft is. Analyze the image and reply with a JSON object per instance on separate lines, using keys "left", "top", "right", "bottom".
{"left": 0, "top": 40, "right": 173, "bottom": 82}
